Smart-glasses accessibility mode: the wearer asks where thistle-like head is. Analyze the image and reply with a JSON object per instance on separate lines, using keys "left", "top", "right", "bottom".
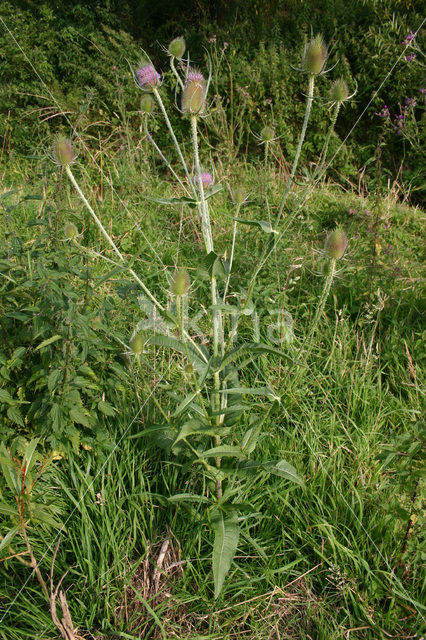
{"left": 63, "top": 222, "right": 79, "bottom": 240}
{"left": 136, "top": 64, "right": 161, "bottom": 90}
{"left": 194, "top": 172, "right": 213, "bottom": 188}
{"left": 303, "top": 35, "right": 328, "bottom": 75}
{"left": 140, "top": 94, "right": 155, "bottom": 114}
{"left": 53, "top": 138, "right": 75, "bottom": 166}
{"left": 130, "top": 332, "right": 145, "bottom": 355}
{"left": 260, "top": 125, "right": 275, "bottom": 143}
{"left": 325, "top": 228, "right": 347, "bottom": 260}
{"left": 182, "top": 69, "right": 206, "bottom": 115}
{"left": 170, "top": 269, "right": 190, "bottom": 296}
{"left": 329, "top": 78, "right": 349, "bottom": 103}
{"left": 168, "top": 36, "right": 186, "bottom": 59}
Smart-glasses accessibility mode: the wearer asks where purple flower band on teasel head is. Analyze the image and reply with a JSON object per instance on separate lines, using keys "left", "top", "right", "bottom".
{"left": 136, "top": 64, "right": 161, "bottom": 89}
{"left": 194, "top": 172, "right": 213, "bottom": 188}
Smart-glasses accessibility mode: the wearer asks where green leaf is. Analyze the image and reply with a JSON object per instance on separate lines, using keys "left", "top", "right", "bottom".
{"left": 48, "top": 369, "right": 63, "bottom": 393}
{"left": 0, "top": 445, "right": 20, "bottom": 494}
{"left": 204, "top": 184, "right": 223, "bottom": 199}
{"left": 24, "top": 438, "right": 39, "bottom": 475}
{"left": 263, "top": 460, "right": 303, "bottom": 484}
{"left": 199, "top": 445, "right": 243, "bottom": 459}
{"left": 50, "top": 403, "right": 62, "bottom": 431}
{"left": 35, "top": 335, "right": 62, "bottom": 351}
{"left": 211, "top": 510, "right": 240, "bottom": 598}
{"left": 146, "top": 195, "right": 199, "bottom": 206}
{"left": 6, "top": 405, "right": 24, "bottom": 427}
{"left": 221, "top": 386, "right": 279, "bottom": 400}
{"left": 173, "top": 419, "right": 218, "bottom": 446}
{"left": 0, "top": 501, "right": 19, "bottom": 517}
{"left": 0, "top": 525, "right": 20, "bottom": 554}
{"left": 223, "top": 213, "right": 278, "bottom": 234}
{"left": 69, "top": 407, "right": 90, "bottom": 428}
{"left": 171, "top": 391, "right": 201, "bottom": 418}
{"left": 199, "top": 252, "right": 227, "bottom": 280}
{"left": 0, "top": 389, "right": 15, "bottom": 405}
{"left": 168, "top": 494, "right": 211, "bottom": 504}
{"left": 98, "top": 400, "right": 116, "bottom": 417}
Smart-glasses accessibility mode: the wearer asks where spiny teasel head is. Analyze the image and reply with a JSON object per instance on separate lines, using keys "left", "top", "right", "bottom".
{"left": 303, "top": 35, "right": 328, "bottom": 75}
{"left": 260, "top": 125, "right": 275, "bottom": 143}
{"left": 182, "top": 69, "right": 206, "bottom": 115}
{"left": 195, "top": 172, "right": 213, "bottom": 188}
{"left": 325, "top": 228, "right": 347, "bottom": 260}
{"left": 168, "top": 36, "right": 186, "bottom": 59}
{"left": 140, "top": 94, "right": 155, "bottom": 114}
{"left": 130, "top": 331, "right": 145, "bottom": 355}
{"left": 329, "top": 78, "right": 349, "bottom": 103}
{"left": 63, "top": 222, "right": 79, "bottom": 240}
{"left": 171, "top": 269, "right": 190, "bottom": 296}
{"left": 232, "top": 186, "right": 247, "bottom": 206}
{"left": 136, "top": 64, "right": 161, "bottom": 90}
{"left": 53, "top": 138, "right": 75, "bottom": 166}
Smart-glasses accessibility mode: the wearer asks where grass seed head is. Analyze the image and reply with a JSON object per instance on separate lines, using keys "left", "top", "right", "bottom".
{"left": 325, "top": 228, "right": 348, "bottom": 260}
{"left": 303, "top": 35, "right": 328, "bottom": 75}
{"left": 171, "top": 269, "right": 190, "bottom": 296}
{"left": 182, "top": 70, "right": 206, "bottom": 115}
{"left": 169, "top": 36, "right": 186, "bottom": 59}
{"left": 54, "top": 138, "right": 75, "bottom": 166}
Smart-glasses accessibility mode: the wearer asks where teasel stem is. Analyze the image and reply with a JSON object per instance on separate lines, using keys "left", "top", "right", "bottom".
{"left": 170, "top": 56, "right": 184, "bottom": 91}
{"left": 191, "top": 114, "right": 224, "bottom": 494}
{"left": 223, "top": 202, "right": 241, "bottom": 301}
{"left": 275, "top": 74, "right": 315, "bottom": 225}
{"left": 153, "top": 87, "right": 196, "bottom": 198}
{"left": 144, "top": 119, "right": 191, "bottom": 196}
{"left": 315, "top": 101, "right": 341, "bottom": 179}
{"left": 65, "top": 165, "right": 207, "bottom": 364}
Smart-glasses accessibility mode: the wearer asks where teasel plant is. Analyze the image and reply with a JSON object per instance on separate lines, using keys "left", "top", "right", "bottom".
{"left": 51, "top": 34, "right": 350, "bottom": 598}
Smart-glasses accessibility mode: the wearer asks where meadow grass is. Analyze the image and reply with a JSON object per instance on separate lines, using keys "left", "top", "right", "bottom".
{"left": 0, "top": 150, "right": 424, "bottom": 639}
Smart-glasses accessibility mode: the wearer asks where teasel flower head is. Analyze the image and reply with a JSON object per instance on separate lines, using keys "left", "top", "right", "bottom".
{"left": 260, "top": 125, "right": 275, "bottom": 143}
{"left": 63, "top": 222, "right": 79, "bottom": 240}
{"left": 140, "top": 94, "right": 155, "bottom": 114}
{"left": 53, "top": 138, "right": 75, "bottom": 166}
{"left": 194, "top": 172, "right": 213, "bottom": 188}
{"left": 182, "top": 69, "right": 206, "bottom": 115}
{"left": 136, "top": 64, "right": 161, "bottom": 90}
{"left": 325, "top": 228, "right": 348, "bottom": 260}
{"left": 130, "top": 331, "right": 145, "bottom": 355}
{"left": 303, "top": 35, "right": 328, "bottom": 75}
{"left": 171, "top": 269, "right": 190, "bottom": 296}
{"left": 168, "top": 36, "right": 186, "bottom": 59}
{"left": 329, "top": 78, "right": 349, "bottom": 103}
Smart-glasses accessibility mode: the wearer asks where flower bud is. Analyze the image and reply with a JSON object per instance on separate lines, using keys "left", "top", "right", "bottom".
{"left": 232, "top": 186, "right": 246, "bottom": 205}
{"left": 260, "top": 126, "right": 275, "bottom": 143}
{"left": 136, "top": 64, "right": 161, "bottom": 90}
{"left": 171, "top": 269, "right": 190, "bottom": 296}
{"left": 130, "top": 332, "right": 145, "bottom": 354}
{"left": 63, "top": 222, "right": 78, "bottom": 240}
{"left": 329, "top": 78, "right": 349, "bottom": 103}
{"left": 140, "top": 94, "right": 155, "bottom": 114}
{"left": 169, "top": 36, "right": 186, "bottom": 59}
{"left": 184, "top": 363, "right": 195, "bottom": 375}
{"left": 195, "top": 172, "right": 213, "bottom": 188}
{"left": 303, "top": 35, "right": 328, "bottom": 75}
{"left": 325, "top": 229, "right": 347, "bottom": 260}
{"left": 182, "top": 70, "right": 206, "bottom": 115}
{"left": 54, "top": 138, "right": 75, "bottom": 165}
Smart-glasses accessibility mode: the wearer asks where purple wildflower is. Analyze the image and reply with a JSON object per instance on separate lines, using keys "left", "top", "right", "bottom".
{"left": 194, "top": 172, "right": 213, "bottom": 188}
{"left": 420, "top": 88, "right": 425, "bottom": 94}
{"left": 136, "top": 64, "right": 161, "bottom": 89}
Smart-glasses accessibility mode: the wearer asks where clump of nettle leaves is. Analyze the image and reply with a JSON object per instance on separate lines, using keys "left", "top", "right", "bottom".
{"left": 53, "top": 34, "right": 349, "bottom": 598}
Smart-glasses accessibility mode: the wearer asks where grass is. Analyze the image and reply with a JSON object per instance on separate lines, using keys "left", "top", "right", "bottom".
{"left": 0, "top": 137, "right": 425, "bottom": 640}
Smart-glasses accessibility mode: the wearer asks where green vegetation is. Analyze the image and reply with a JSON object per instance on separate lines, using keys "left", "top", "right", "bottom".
{"left": 0, "top": 3, "right": 425, "bottom": 639}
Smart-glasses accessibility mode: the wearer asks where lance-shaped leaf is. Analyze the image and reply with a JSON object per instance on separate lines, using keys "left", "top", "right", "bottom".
{"left": 0, "top": 525, "right": 20, "bottom": 555}
{"left": 199, "top": 445, "right": 243, "bottom": 459}
{"left": 211, "top": 509, "right": 240, "bottom": 598}
{"left": 263, "top": 460, "right": 303, "bottom": 484}
{"left": 222, "top": 213, "right": 278, "bottom": 234}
